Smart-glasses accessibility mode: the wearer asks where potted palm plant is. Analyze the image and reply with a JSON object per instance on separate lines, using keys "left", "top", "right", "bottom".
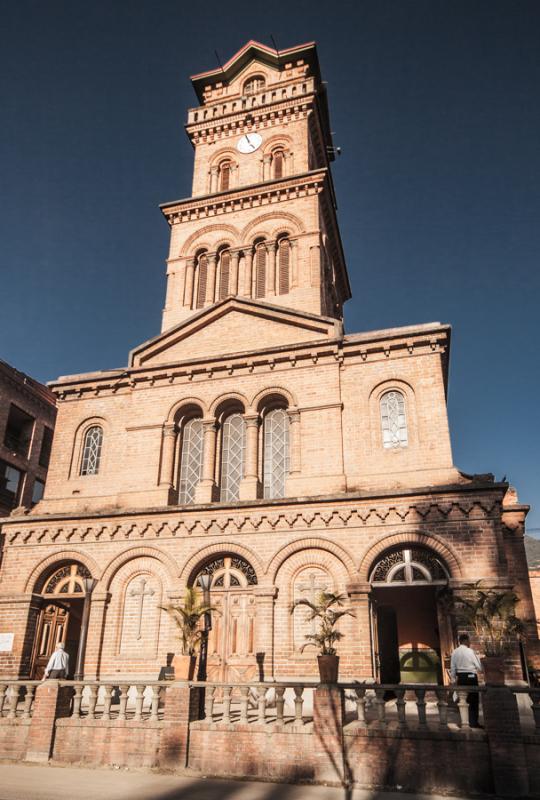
{"left": 161, "top": 587, "right": 217, "bottom": 680}
{"left": 452, "top": 585, "right": 525, "bottom": 684}
{"left": 291, "top": 590, "right": 355, "bottom": 683}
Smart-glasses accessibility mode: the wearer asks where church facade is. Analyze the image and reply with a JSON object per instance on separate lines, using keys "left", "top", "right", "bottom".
{"left": 0, "top": 40, "right": 537, "bottom": 684}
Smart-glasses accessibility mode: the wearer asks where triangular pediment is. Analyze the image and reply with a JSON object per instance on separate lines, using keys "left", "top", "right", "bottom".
{"left": 129, "top": 298, "right": 341, "bottom": 368}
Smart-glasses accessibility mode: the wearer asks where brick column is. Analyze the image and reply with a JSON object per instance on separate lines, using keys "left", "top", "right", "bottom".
{"left": 205, "top": 253, "right": 217, "bottom": 306}
{"left": 254, "top": 586, "right": 277, "bottom": 679}
{"left": 25, "top": 681, "right": 73, "bottom": 763}
{"left": 483, "top": 686, "right": 529, "bottom": 797}
{"left": 183, "top": 258, "right": 195, "bottom": 308}
{"left": 346, "top": 582, "right": 375, "bottom": 679}
{"left": 158, "top": 683, "right": 201, "bottom": 769}
{"left": 239, "top": 414, "right": 260, "bottom": 500}
{"left": 313, "top": 685, "right": 347, "bottom": 785}
{"left": 159, "top": 424, "right": 177, "bottom": 488}
{"left": 209, "top": 167, "right": 218, "bottom": 193}
{"left": 262, "top": 154, "right": 272, "bottom": 181}
{"left": 195, "top": 419, "right": 217, "bottom": 503}
{"left": 82, "top": 591, "right": 110, "bottom": 678}
{"left": 288, "top": 408, "right": 301, "bottom": 475}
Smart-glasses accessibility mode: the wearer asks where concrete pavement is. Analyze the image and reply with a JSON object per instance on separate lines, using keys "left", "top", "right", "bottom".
{"left": 0, "top": 764, "right": 473, "bottom": 800}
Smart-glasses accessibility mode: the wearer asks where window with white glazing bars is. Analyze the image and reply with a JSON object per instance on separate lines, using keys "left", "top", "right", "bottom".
{"left": 380, "top": 391, "right": 408, "bottom": 449}
{"left": 263, "top": 408, "right": 289, "bottom": 498}
{"left": 80, "top": 426, "right": 103, "bottom": 475}
{"left": 178, "top": 418, "right": 203, "bottom": 504}
{"left": 220, "top": 414, "right": 245, "bottom": 502}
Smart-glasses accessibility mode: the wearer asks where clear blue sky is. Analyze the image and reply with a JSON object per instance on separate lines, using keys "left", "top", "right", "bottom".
{"left": 1, "top": 1, "right": 539, "bottom": 529}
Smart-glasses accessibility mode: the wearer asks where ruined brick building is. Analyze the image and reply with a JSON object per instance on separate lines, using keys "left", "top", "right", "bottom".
{"left": 0, "top": 40, "right": 537, "bottom": 683}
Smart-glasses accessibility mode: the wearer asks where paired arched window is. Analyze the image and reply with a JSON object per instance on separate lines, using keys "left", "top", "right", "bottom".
{"left": 380, "top": 390, "right": 408, "bottom": 449}
{"left": 263, "top": 408, "right": 290, "bottom": 499}
{"left": 254, "top": 240, "right": 267, "bottom": 298}
{"left": 80, "top": 425, "right": 103, "bottom": 475}
{"left": 277, "top": 235, "right": 290, "bottom": 295}
{"left": 218, "top": 160, "right": 232, "bottom": 191}
{"left": 220, "top": 413, "right": 245, "bottom": 502}
{"left": 218, "top": 248, "right": 231, "bottom": 300}
{"left": 244, "top": 75, "right": 265, "bottom": 95}
{"left": 195, "top": 251, "right": 208, "bottom": 309}
{"left": 178, "top": 418, "right": 204, "bottom": 504}
{"left": 272, "top": 149, "right": 285, "bottom": 179}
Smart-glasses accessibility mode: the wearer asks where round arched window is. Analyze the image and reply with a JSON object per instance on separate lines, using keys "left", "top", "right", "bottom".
{"left": 370, "top": 547, "right": 448, "bottom": 586}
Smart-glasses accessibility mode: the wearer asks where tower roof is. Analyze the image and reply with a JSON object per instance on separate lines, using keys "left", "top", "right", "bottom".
{"left": 190, "top": 40, "right": 321, "bottom": 103}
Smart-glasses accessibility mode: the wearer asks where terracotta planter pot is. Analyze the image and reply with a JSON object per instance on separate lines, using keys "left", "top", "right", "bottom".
{"left": 172, "top": 653, "right": 196, "bottom": 680}
{"left": 482, "top": 655, "right": 505, "bottom": 686}
{"left": 318, "top": 654, "right": 339, "bottom": 683}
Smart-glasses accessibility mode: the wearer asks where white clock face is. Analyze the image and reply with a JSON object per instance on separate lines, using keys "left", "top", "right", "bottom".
{"left": 237, "top": 133, "right": 262, "bottom": 154}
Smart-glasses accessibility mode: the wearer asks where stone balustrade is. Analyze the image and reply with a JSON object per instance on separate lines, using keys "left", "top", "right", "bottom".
{"left": 58, "top": 680, "right": 166, "bottom": 722}
{"left": 0, "top": 681, "right": 40, "bottom": 720}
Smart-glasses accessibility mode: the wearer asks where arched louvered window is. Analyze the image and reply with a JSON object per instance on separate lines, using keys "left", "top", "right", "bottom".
{"left": 263, "top": 408, "right": 290, "bottom": 499}
{"left": 254, "top": 242, "right": 266, "bottom": 299}
{"left": 80, "top": 425, "right": 103, "bottom": 476}
{"left": 380, "top": 390, "right": 408, "bottom": 449}
{"left": 218, "top": 161, "right": 232, "bottom": 191}
{"left": 220, "top": 413, "right": 245, "bottom": 502}
{"left": 272, "top": 149, "right": 285, "bottom": 179}
{"left": 195, "top": 251, "right": 208, "bottom": 309}
{"left": 178, "top": 418, "right": 204, "bottom": 504}
{"left": 277, "top": 236, "right": 290, "bottom": 295}
{"left": 244, "top": 75, "right": 265, "bottom": 95}
{"left": 218, "top": 249, "right": 231, "bottom": 300}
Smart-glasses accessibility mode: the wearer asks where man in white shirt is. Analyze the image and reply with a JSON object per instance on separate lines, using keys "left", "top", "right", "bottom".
{"left": 450, "top": 633, "right": 483, "bottom": 727}
{"left": 43, "top": 642, "right": 70, "bottom": 680}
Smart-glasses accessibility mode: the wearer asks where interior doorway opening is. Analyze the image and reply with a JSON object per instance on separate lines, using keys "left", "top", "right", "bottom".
{"left": 369, "top": 545, "right": 450, "bottom": 685}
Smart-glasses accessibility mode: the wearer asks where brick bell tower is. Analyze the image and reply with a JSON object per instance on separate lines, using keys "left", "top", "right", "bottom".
{"left": 159, "top": 40, "right": 351, "bottom": 333}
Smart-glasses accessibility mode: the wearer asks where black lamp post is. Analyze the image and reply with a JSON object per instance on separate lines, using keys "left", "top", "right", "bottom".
{"left": 74, "top": 578, "right": 97, "bottom": 680}
{"left": 197, "top": 573, "right": 212, "bottom": 717}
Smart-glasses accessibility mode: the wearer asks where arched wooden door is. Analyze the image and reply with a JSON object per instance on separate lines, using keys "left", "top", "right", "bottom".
{"left": 30, "top": 563, "right": 90, "bottom": 679}
{"left": 195, "top": 556, "right": 258, "bottom": 683}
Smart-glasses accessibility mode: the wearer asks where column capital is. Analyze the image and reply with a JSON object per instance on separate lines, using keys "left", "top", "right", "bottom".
{"left": 346, "top": 582, "right": 371, "bottom": 597}
{"left": 162, "top": 423, "right": 177, "bottom": 438}
{"left": 254, "top": 586, "right": 278, "bottom": 599}
{"left": 207, "top": 251, "right": 217, "bottom": 264}
{"left": 288, "top": 407, "right": 301, "bottom": 422}
{"left": 201, "top": 417, "right": 217, "bottom": 431}
{"left": 243, "top": 413, "right": 260, "bottom": 428}
{"left": 265, "top": 239, "right": 277, "bottom": 253}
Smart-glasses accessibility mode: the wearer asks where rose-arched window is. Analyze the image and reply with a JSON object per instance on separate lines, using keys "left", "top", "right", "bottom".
{"left": 272, "top": 149, "right": 285, "bottom": 179}
{"left": 370, "top": 547, "right": 448, "bottom": 586}
{"left": 195, "top": 555, "right": 257, "bottom": 588}
{"left": 380, "top": 390, "right": 408, "bottom": 449}
{"left": 263, "top": 408, "right": 289, "bottom": 499}
{"left": 277, "top": 235, "right": 290, "bottom": 294}
{"left": 254, "top": 241, "right": 266, "bottom": 299}
{"left": 178, "top": 418, "right": 203, "bottom": 504}
{"left": 80, "top": 425, "right": 103, "bottom": 475}
{"left": 195, "top": 251, "right": 208, "bottom": 309}
{"left": 43, "top": 563, "right": 92, "bottom": 595}
{"left": 220, "top": 413, "right": 245, "bottom": 502}
{"left": 244, "top": 75, "right": 265, "bottom": 96}
{"left": 218, "top": 248, "right": 231, "bottom": 299}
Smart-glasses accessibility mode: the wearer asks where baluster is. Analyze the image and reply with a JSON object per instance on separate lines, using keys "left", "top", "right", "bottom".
{"left": 354, "top": 687, "right": 367, "bottom": 727}
{"left": 102, "top": 685, "right": 113, "bottom": 720}
{"left": 457, "top": 689, "right": 470, "bottom": 728}
{"left": 134, "top": 685, "right": 144, "bottom": 721}
{"left": 204, "top": 685, "right": 215, "bottom": 722}
{"left": 222, "top": 685, "right": 232, "bottom": 724}
{"left": 7, "top": 685, "right": 19, "bottom": 719}
{"left": 374, "top": 688, "right": 386, "bottom": 726}
{"left": 0, "top": 684, "right": 8, "bottom": 716}
{"left": 22, "top": 685, "right": 35, "bottom": 719}
{"left": 436, "top": 687, "right": 448, "bottom": 728}
{"left": 150, "top": 686, "right": 161, "bottom": 722}
{"left": 72, "top": 683, "right": 83, "bottom": 718}
{"left": 395, "top": 688, "right": 407, "bottom": 726}
{"left": 118, "top": 684, "right": 129, "bottom": 720}
{"left": 239, "top": 686, "right": 249, "bottom": 724}
{"left": 275, "top": 686, "right": 285, "bottom": 726}
{"left": 293, "top": 687, "right": 304, "bottom": 728}
{"left": 257, "top": 686, "right": 267, "bottom": 724}
{"left": 529, "top": 690, "right": 540, "bottom": 734}
{"left": 87, "top": 685, "right": 98, "bottom": 719}
{"left": 415, "top": 687, "right": 427, "bottom": 727}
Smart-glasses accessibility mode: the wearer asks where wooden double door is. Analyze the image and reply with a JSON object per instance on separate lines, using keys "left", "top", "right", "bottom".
{"left": 30, "top": 599, "right": 83, "bottom": 679}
